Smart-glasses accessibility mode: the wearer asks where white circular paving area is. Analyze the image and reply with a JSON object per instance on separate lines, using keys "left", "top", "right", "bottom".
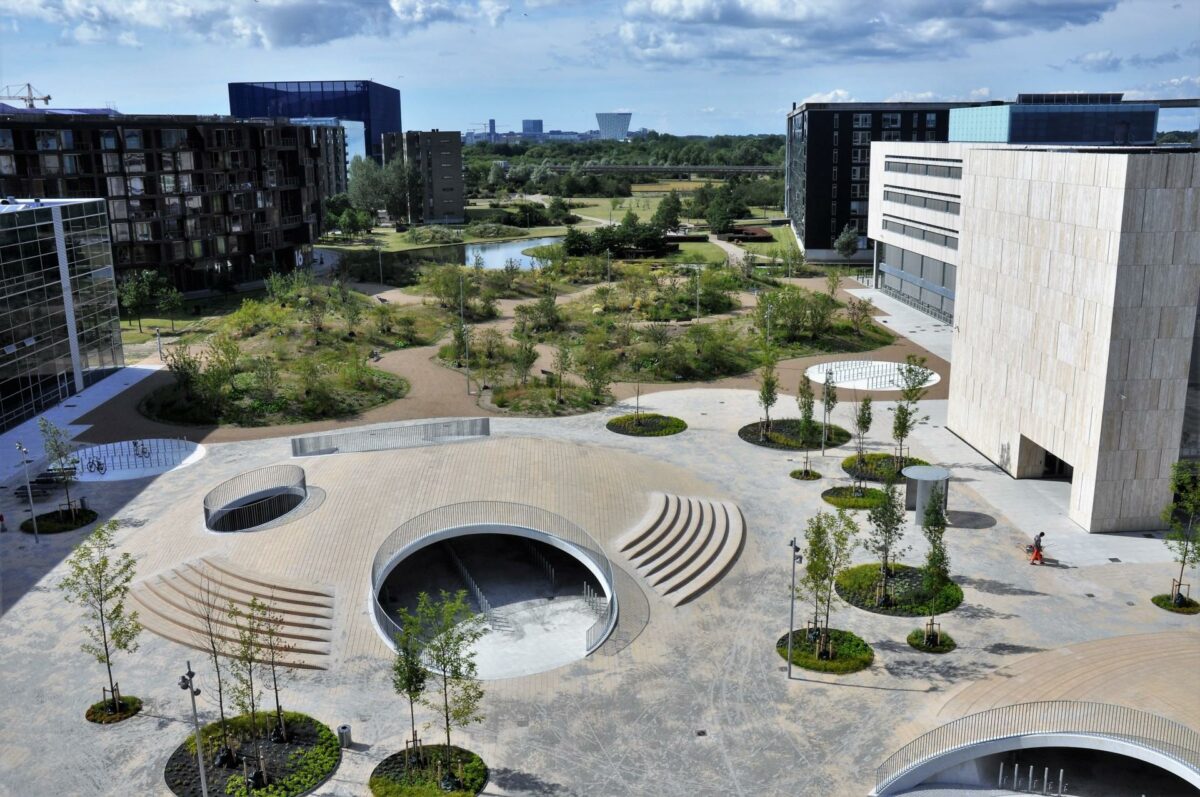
{"left": 73, "top": 438, "right": 207, "bottom": 482}
{"left": 804, "top": 359, "right": 941, "bottom": 391}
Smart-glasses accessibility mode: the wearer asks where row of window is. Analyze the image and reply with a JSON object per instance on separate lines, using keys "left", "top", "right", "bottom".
{"left": 881, "top": 218, "right": 959, "bottom": 249}
{"left": 0, "top": 126, "right": 306, "bottom": 153}
{"left": 835, "top": 112, "right": 940, "bottom": 129}
{"left": 884, "top": 160, "right": 963, "bottom": 179}
{"left": 883, "top": 189, "right": 961, "bottom": 215}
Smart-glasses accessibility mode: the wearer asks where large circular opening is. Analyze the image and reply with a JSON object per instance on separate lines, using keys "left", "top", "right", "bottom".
{"left": 371, "top": 503, "right": 618, "bottom": 679}
{"left": 805, "top": 359, "right": 940, "bottom": 391}
{"left": 203, "top": 464, "right": 308, "bottom": 532}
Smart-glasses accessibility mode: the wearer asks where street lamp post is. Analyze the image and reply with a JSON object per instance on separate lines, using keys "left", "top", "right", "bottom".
{"left": 459, "top": 273, "right": 470, "bottom": 395}
{"left": 376, "top": 245, "right": 384, "bottom": 286}
{"left": 822, "top": 366, "right": 834, "bottom": 454}
{"left": 155, "top": 327, "right": 163, "bottom": 361}
{"left": 178, "top": 660, "right": 209, "bottom": 797}
{"left": 15, "top": 443, "right": 38, "bottom": 544}
{"left": 786, "top": 538, "right": 802, "bottom": 679}
{"left": 605, "top": 249, "right": 611, "bottom": 283}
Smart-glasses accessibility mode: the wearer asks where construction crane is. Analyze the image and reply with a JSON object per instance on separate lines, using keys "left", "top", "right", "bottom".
{"left": 1, "top": 83, "right": 52, "bottom": 109}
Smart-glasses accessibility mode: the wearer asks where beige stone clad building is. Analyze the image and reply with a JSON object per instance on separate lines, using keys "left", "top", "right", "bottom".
{"left": 869, "top": 141, "right": 1200, "bottom": 531}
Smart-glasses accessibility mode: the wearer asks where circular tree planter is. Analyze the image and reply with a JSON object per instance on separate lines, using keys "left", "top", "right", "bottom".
{"left": 369, "top": 744, "right": 489, "bottom": 796}
{"left": 775, "top": 629, "right": 874, "bottom": 674}
{"left": 738, "top": 419, "right": 851, "bottom": 451}
{"left": 841, "top": 453, "right": 928, "bottom": 483}
{"left": 790, "top": 468, "right": 822, "bottom": 481}
{"left": 164, "top": 712, "right": 340, "bottom": 797}
{"left": 606, "top": 413, "right": 687, "bottom": 437}
{"left": 821, "top": 486, "right": 885, "bottom": 510}
{"left": 835, "top": 563, "right": 963, "bottom": 617}
{"left": 907, "top": 628, "right": 957, "bottom": 654}
{"left": 1151, "top": 594, "right": 1200, "bottom": 615}
{"left": 21, "top": 508, "right": 98, "bottom": 534}
{"left": 86, "top": 695, "right": 142, "bottom": 724}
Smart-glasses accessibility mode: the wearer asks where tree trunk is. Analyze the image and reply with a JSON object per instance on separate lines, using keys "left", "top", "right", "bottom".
{"left": 271, "top": 659, "right": 286, "bottom": 741}
{"left": 1179, "top": 517, "right": 1193, "bottom": 593}
{"left": 99, "top": 610, "right": 117, "bottom": 711}
{"left": 213, "top": 651, "right": 230, "bottom": 752}
{"left": 136, "top": 314, "right": 143, "bottom": 334}
{"left": 442, "top": 671, "right": 452, "bottom": 775}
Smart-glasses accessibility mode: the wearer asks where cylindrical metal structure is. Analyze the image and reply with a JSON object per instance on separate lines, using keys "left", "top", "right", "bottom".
{"left": 202, "top": 464, "right": 307, "bottom": 532}
{"left": 902, "top": 465, "right": 951, "bottom": 521}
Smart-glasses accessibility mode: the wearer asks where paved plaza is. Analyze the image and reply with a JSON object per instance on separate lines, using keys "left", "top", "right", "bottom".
{"left": 1, "top": 385, "right": 1197, "bottom": 796}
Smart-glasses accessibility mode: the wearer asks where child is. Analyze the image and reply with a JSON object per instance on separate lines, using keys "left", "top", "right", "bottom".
{"left": 1030, "top": 532, "right": 1045, "bottom": 565}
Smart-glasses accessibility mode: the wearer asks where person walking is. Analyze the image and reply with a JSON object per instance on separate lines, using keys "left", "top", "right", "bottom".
{"left": 1030, "top": 532, "right": 1045, "bottom": 565}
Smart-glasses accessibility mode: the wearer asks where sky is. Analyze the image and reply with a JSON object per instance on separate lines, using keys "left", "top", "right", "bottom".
{"left": 0, "top": 0, "right": 1196, "bottom": 135}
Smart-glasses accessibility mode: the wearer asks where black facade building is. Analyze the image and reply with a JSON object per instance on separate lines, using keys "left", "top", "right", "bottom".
{"left": 382, "top": 130, "right": 465, "bottom": 224}
{"left": 229, "top": 81, "right": 401, "bottom": 163}
{"left": 0, "top": 112, "right": 345, "bottom": 291}
{"left": 785, "top": 101, "right": 991, "bottom": 261}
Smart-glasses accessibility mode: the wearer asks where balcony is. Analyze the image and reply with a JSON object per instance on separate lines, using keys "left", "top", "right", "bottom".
{"left": 281, "top": 215, "right": 303, "bottom": 226}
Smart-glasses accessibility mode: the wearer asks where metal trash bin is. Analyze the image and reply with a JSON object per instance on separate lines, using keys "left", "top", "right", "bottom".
{"left": 337, "top": 724, "right": 352, "bottom": 748}
{"left": 79, "top": 496, "right": 89, "bottom": 511}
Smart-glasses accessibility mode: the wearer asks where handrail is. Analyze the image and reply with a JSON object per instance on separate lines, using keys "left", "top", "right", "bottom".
{"left": 875, "top": 701, "right": 1200, "bottom": 793}
{"left": 202, "top": 464, "right": 307, "bottom": 532}
{"left": 371, "top": 501, "right": 616, "bottom": 655}
{"left": 292, "top": 418, "right": 489, "bottom": 457}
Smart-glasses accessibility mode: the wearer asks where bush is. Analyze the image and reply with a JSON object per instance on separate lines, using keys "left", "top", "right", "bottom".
{"left": 369, "top": 745, "right": 487, "bottom": 797}
{"left": 465, "top": 222, "right": 524, "bottom": 239}
{"left": 835, "top": 563, "right": 964, "bottom": 617}
{"left": 738, "top": 419, "right": 851, "bottom": 451}
{"left": 821, "top": 486, "right": 886, "bottom": 510}
{"left": 790, "top": 469, "right": 821, "bottom": 481}
{"left": 86, "top": 695, "right": 142, "bottom": 724}
{"left": 906, "top": 628, "right": 957, "bottom": 653}
{"left": 606, "top": 413, "right": 687, "bottom": 437}
{"left": 490, "top": 378, "right": 601, "bottom": 416}
{"left": 21, "top": 507, "right": 99, "bottom": 534}
{"left": 406, "top": 226, "right": 463, "bottom": 244}
{"left": 841, "top": 452, "right": 929, "bottom": 483}
{"left": 775, "top": 629, "right": 874, "bottom": 674}
{"left": 1151, "top": 594, "right": 1200, "bottom": 614}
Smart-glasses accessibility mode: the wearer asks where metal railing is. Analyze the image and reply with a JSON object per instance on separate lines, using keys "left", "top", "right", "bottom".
{"left": 202, "top": 464, "right": 308, "bottom": 532}
{"left": 77, "top": 437, "right": 192, "bottom": 473}
{"left": 810, "top": 360, "right": 936, "bottom": 391}
{"left": 291, "top": 418, "right": 490, "bottom": 457}
{"left": 371, "top": 501, "right": 617, "bottom": 655}
{"left": 875, "top": 701, "right": 1200, "bottom": 794}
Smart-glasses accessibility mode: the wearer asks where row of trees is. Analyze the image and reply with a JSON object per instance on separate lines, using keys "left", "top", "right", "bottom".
{"left": 345, "top": 156, "right": 422, "bottom": 224}
{"left": 117, "top": 269, "right": 185, "bottom": 333}
{"left": 562, "top": 211, "right": 670, "bottom": 257}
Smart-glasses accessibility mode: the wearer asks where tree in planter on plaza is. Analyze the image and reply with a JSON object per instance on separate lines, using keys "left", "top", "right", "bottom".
{"left": 1161, "top": 461, "right": 1200, "bottom": 605}
{"left": 891, "top": 355, "right": 932, "bottom": 468}
{"left": 229, "top": 597, "right": 270, "bottom": 785}
{"left": 852, "top": 396, "right": 873, "bottom": 494}
{"left": 821, "top": 369, "right": 838, "bottom": 454}
{"left": 38, "top": 417, "right": 80, "bottom": 519}
{"left": 757, "top": 347, "right": 780, "bottom": 441}
{"left": 392, "top": 604, "right": 430, "bottom": 758}
{"left": 419, "top": 590, "right": 486, "bottom": 781}
{"left": 261, "top": 601, "right": 297, "bottom": 742}
{"left": 921, "top": 484, "right": 950, "bottom": 595}
{"left": 188, "top": 572, "right": 235, "bottom": 766}
{"left": 58, "top": 520, "right": 142, "bottom": 713}
{"left": 799, "top": 510, "right": 858, "bottom": 659}
{"left": 796, "top": 374, "right": 816, "bottom": 475}
{"left": 865, "top": 481, "right": 909, "bottom": 607}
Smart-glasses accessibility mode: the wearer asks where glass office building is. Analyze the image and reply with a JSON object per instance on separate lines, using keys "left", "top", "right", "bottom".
{"left": 0, "top": 198, "right": 124, "bottom": 433}
{"left": 228, "top": 81, "right": 401, "bottom": 162}
{"left": 950, "top": 93, "right": 1158, "bottom": 145}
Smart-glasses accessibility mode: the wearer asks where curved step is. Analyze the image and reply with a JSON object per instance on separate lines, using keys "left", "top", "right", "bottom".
{"left": 148, "top": 578, "right": 331, "bottom": 638}
{"left": 617, "top": 492, "right": 670, "bottom": 552}
{"left": 654, "top": 501, "right": 730, "bottom": 591}
{"left": 648, "top": 500, "right": 720, "bottom": 586}
{"left": 624, "top": 495, "right": 685, "bottom": 560}
{"left": 177, "top": 563, "right": 334, "bottom": 613}
{"left": 665, "top": 501, "right": 745, "bottom": 606}
{"left": 637, "top": 498, "right": 700, "bottom": 569}
{"left": 641, "top": 499, "right": 710, "bottom": 576}
{"left": 200, "top": 556, "right": 334, "bottom": 599}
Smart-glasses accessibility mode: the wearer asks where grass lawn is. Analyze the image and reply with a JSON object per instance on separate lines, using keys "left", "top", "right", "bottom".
{"left": 835, "top": 563, "right": 964, "bottom": 617}
{"left": 120, "top": 291, "right": 255, "bottom": 346}
{"left": 737, "top": 224, "right": 800, "bottom": 257}
{"left": 668, "top": 241, "right": 728, "bottom": 264}
{"left": 319, "top": 224, "right": 574, "bottom": 255}
{"left": 631, "top": 179, "right": 722, "bottom": 192}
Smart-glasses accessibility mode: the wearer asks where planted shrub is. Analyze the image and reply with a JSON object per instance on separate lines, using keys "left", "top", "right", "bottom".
{"left": 821, "top": 487, "right": 885, "bottom": 510}
{"left": 738, "top": 419, "right": 851, "bottom": 451}
{"left": 835, "top": 563, "right": 963, "bottom": 617}
{"left": 606, "top": 413, "right": 687, "bottom": 437}
{"left": 906, "top": 628, "right": 957, "bottom": 654}
{"left": 775, "top": 629, "right": 874, "bottom": 674}
{"left": 841, "top": 452, "right": 929, "bottom": 483}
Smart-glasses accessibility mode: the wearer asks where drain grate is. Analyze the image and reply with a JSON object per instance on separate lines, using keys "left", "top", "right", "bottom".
{"left": 696, "top": 730, "right": 707, "bottom": 737}
{"left": 1126, "top": 601, "right": 1135, "bottom": 606}
{"left": 1085, "top": 593, "right": 1096, "bottom": 598}
{"left": 516, "top": 716, "right": 529, "bottom": 728}
{"left": 1109, "top": 557, "right": 1122, "bottom": 563}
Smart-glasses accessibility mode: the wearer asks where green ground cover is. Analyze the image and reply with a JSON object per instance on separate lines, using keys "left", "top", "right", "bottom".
{"left": 835, "top": 563, "right": 964, "bottom": 617}
{"left": 775, "top": 629, "right": 874, "bottom": 674}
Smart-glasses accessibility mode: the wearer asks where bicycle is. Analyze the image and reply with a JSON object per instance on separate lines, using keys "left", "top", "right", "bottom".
{"left": 86, "top": 457, "right": 107, "bottom": 475}
{"left": 131, "top": 441, "right": 150, "bottom": 459}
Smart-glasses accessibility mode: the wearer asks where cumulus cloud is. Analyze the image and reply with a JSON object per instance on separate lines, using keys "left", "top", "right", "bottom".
{"left": 1067, "top": 40, "right": 1198, "bottom": 72}
{"left": 801, "top": 89, "right": 856, "bottom": 104}
{"left": 1123, "top": 74, "right": 1200, "bottom": 100}
{"left": 0, "top": 0, "right": 510, "bottom": 48}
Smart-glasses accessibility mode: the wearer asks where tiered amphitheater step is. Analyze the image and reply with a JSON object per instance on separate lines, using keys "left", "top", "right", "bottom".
{"left": 616, "top": 492, "right": 745, "bottom": 607}
{"left": 130, "top": 556, "right": 334, "bottom": 670}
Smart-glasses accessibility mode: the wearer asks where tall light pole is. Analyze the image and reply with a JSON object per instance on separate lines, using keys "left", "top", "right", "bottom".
{"left": 605, "top": 249, "right": 611, "bottom": 283}
{"left": 822, "top": 366, "right": 834, "bottom": 455}
{"left": 694, "top": 268, "right": 701, "bottom": 322}
{"left": 15, "top": 443, "right": 38, "bottom": 544}
{"left": 178, "top": 660, "right": 208, "bottom": 797}
{"left": 459, "top": 272, "right": 471, "bottom": 395}
{"left": 375, "top": 245, "right": 384, "bottom": 286}
{"left": 155, "top": 327, "right": 163, "bottom": 361}
{"left": 786, "top": 538, "right": 802, "bottom": 679}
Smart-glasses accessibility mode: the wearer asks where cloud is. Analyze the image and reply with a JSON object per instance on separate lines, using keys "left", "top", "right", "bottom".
{"left": 1123, "top": 74, "right": 1200, "bottom": 100}
{"left": 1067, "top": 40, "right": 1198, "bottom": 72}
{"left": 968, "top": 87, "right": 991, "bottom": 100}
{"left": 0, "top": 0, "right": 510, "bottom": 48}
{"left": 618, "top": 0, "right": 1118, "bottom": 66}
{"left": 1070, "top": 49, "right": 1122, "bottom": 72}
{"left": 801, "top": 89, "right": 856, "bottom": 104}
{"left": 885, "top": 90, "right": 938, "bottom": 102}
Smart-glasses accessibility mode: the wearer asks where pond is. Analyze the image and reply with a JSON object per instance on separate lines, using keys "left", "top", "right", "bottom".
{"left": 396, "top": 236, "right": 563, "bottom": 270}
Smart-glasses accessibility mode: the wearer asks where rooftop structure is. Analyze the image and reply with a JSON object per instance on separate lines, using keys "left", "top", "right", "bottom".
{"left": 596, "top": 112, "right": 632, "bottom": 141}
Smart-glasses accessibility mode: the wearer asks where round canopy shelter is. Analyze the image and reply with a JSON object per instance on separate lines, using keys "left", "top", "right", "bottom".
{"left": 902, "top": 465, "right": 950, "bottom": 523}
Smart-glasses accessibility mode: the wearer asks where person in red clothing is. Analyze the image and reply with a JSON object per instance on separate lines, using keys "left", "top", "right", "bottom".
{"left": 1030, "top": 532, "right": 1045, "bottom": 565}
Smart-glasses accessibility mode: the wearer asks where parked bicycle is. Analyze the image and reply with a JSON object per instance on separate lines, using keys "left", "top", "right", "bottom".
{"left": 131, "top": 440, "right": 150, "bottom": 458}
{"left": 86, "top": 457, "right": 107, "bottom": 474}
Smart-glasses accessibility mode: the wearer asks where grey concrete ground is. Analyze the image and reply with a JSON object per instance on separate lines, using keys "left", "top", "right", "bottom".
{"left": 0, "top": 389, "right": 1195, "bottom": 797}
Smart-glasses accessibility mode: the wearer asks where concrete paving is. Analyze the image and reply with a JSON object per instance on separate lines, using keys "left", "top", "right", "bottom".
{"left": 845, "top": 288, "right": 954, "bottom": 363}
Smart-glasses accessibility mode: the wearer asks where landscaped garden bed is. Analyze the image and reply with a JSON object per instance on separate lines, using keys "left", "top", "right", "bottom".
{"left": 1151, "top": 594, "right": 1200, "bottom": 615}
{"left": 490, "top": 379, "right": 605, "bottom": 416}
{"left": 737, "top": 419, "right": 851, "bottom": 451}
{"left": 369, "top": 744, "right": 488, "bottom": 797}
{"left": 86, "top": 695, "right": 142, "bottom": 724}
{"left": 790, "top": 468, "right": 821, "bottom": 481}
{"left": 835, "top": 563, "right": 963, "bottom": 617}
{"left": 907, "top": 628, "right": 957, "bottom": 654}
{"left": 775, "top": 629, "right": 874, "bottom": 674}
{"left": 606, "top": 412, "right": 687, "bottom": 437}
{"left": 841, "top": 452, "right": 929, "bottom": 483}
{"left": 164, "top": 712, "right": 340, "bottom": 797}
{"left": 820, "top": 486, "right": 886, "bottom": 510}
{"left": 21, "top": 507, "right": 98, "bottom": 534}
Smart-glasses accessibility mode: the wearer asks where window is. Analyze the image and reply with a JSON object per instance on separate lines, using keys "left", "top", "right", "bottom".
{"left": 831, "top": 166, "right": 838, "bottom": 181}
{"left": 926, "top": 131, "right": 938, "bottom": 141}
{"left": 832, "top": 149, "right": 838, "bottom": 164}
{"left": 100, "top": 130, "right": 119, "bottom": 150}
{"left": 163, "top": 197, "right": 181, "bottom": 216}
{"left": 63, "top": 155, "right": 80, "bottom": 175}
{"left": 912, "top": 113, "right": 918, "bottom": 127}
{"left": 179, "top": 174, "right": 192, "bottom": 192}
{"left": 133, "top": 222, "right": 153, "bottom": 242}
{"left": 831, "top": 200, "right": 838, "bottom": 215}
{"left": 123, "top": 152, "right": 145, "bottom": 173}
{"left": 124, "top": 129, "right": 143, "bottom": 149}
{"left": 60, "top": 130, "right": 73, "bottom": 149}
{"left": 128, "top": 176, "right": 145, "bottom": 196}
{"left": 852, "top": 148, "right": 870, "bottom": 163}
{"left": 107, "top": 200, "right": 127, "bottom": 220}
{"left": 882, "top": 112, "right": 901, "bottom": 129}
{"left": 111, "top": 223, "right": 130, "bottom": 242}
{"left": 39, "top": 154, "right": 61, "bottom": 174}
{"left": 925, "top": 112, "right": 937, "bottom": 128}
{"left": 161, "top": 129, "right": 187, "bottom": 149}
{"left": 851, "top": 183, "right": 869, "bottom": 199}
{"left": 850, "top": 200, "right": 868, "bottom": 216}
{"left": 107, "top": 177, "right": 126, "bottom": 195}
{"left": 161, "top": 152, "right": 175, "bottom": 171}
{"left": 0, "top": 154, "right": 14, "bottom": 175}
{"left": 161, "top": 174, "right": 177, "bottom": 193}
{"left": 0, "top": 129, "right": 12, "bottom": 149}
{"left": 852, "top": 131, "right": 871, "bottom": 145}
{"left": 832, "top": 114, "right": 839, "bottom": 129}
{"left": 832, "top": 131, "right": 838, "bottom": 146}
{"left": 853, "top": 113, "right": 871, "bottom": 128}
{"left": 851, "top": 166, "right": 868, "bottom": 181}
{"left": 912, "top": 132, "right": 919, "bottom": 141}
{"left": 179, "top": 152, "right": 195, "bottom": 170}
{"left": 830, "top": 182, "right": 837, "bottom": 198}
{"left": 882, "top": 131, "right": 901, "bottom": 142}
{"left": 35, "top": 130, "right": 60, "bottom": 151}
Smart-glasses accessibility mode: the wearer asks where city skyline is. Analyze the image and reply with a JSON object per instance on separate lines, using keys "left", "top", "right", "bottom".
{"left": 0, "top": 0, "right": 1196, "bottom": 135}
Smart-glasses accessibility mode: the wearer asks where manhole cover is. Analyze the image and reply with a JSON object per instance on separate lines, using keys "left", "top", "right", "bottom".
{"left": 1108, "top": 557, "right": 1121, "bottom": 563}
{"left": 1085, "top": 593, "right": 1096, "bottom": 598}
{"left": 696, "top": 730, "right": 707, "bottom": 737}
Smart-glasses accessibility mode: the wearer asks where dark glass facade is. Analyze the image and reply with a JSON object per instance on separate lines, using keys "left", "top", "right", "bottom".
{"left": 229, "top": 81, "right": 401, "bottom": 162}
{"left": 785, "top": 102, "right": 985, "bottom": 257}
{"left": 0, "top": 199, "right": 124, "bottom": 432}
{"left": 876, "top": 242, "right": 957, "bottom": 324}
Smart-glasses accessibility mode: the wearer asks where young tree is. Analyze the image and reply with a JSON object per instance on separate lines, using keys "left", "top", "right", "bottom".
{"left": 419, "top": 591, "right": 486, "bottom": 777}
{"left": 800, "top": 510, "right": 858, "bottom": 658}
{"left": 189, "top": 572, "right": 234, "bottom": 764}
{"left": 821, "top": 369, "right": 838, "bottom": 455}
{"left": 796, "top": 374, "right": 816, "bottom": 474}
{"left": 392, "top": 605, "right": 429, "bottom": 753}
{"left": 651, "top": 190, "right": 682, "bottom": 232}
{"left": 1162, "top": 461, "right": 1200, "bottom": 604}
{"left": 852, "top": 396, "right": 873, "bottom": 494}
{"left": 156, "top": 286, "right": 185, "bottom": 332}
{"left": 553, "top": 344, "right": 572, "bottom": 404}
{"left": 118, "top": 269, "right": 161, "bottom": 333}
{"left": 38, "top": 417, "right": 80, "bottom": 518}
{"left": 833, "top": 223, "right": 859, "bottom": 266}
{"left": 922, "top": 484, "right": 950, "bottom": 594}
{"left": 574, "top": 338, "right": 616, "bottom": 403}
{"left": 799, "top": 513, "right": 832, "bottom": 650}
{"left": 58, "top": 521, "right": 141, "bottom": 712}
{"left": 229, "top": 597, "right": 269, "bottom": 785}
{"left": 866, "top": 481, "right": 909, "bottom": 607}
{"left": 511, "top": 336, "right": 538, "bottom": 387}
{"left": 846, "top": 297, "right": 873, "bottom": 336}
{"left": 260, "top": 600, "right": 296, "bottom": 742}
{"left": 824, "top": 268, "right": 842, "bottom": 299}
{"left": 757, "top": 348, "right": 779, "bottom": 441}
